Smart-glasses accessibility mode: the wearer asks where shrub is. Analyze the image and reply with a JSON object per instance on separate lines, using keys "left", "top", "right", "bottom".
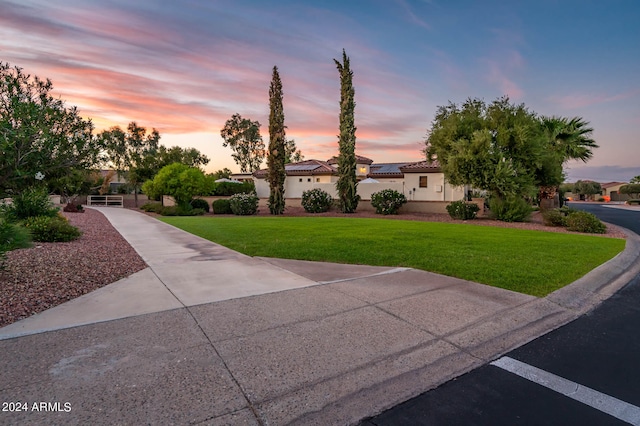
{"left": 190, "top": 198, "right": 210, "bottom": 213}
{"left": 229, "top": 193, "right": 259, "bottom": 215}
{"left": 541, "top": 209, "right": 568, "bottom": 227}
{"left": 140, "top": 202, "right": 164, "bottom": 213}
{"left": 488, "top": 197, "right": 532, "bottom": 222}
{"left": 62, "top": 203, "right": 84, "bottom": 213}
{"left": 212, "top": 199, "right": 232, "bottom": 214}
{"left": 160, "top": 205, "right": 204, "bottom": 216}
{"left": 24, "top": 215, "right": 82, "bottom": 242}
{"left": 209, "top": 181, "right": 256, "bottom": 196}
{"left": 0, "top": 218, "right": 32, "bottom": 266}
{"left": 301, "top": 189, "right": 333, "bottom": 213}
{"left": 3, "top": 187, "right": 58, "bottom": 221}
{"left": 446, "top": 200, "right": 480, "bottom": 220}
{"left": 370, "top": 189, "right": 407, "bottom": 215}
{"left": 565, "top": 211, "right": 606, "bottom": 234}
{"left": 627, "top": 199, "right": 640, "bottom": 205}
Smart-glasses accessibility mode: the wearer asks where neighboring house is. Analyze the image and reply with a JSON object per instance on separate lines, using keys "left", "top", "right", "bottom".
{"left": 100, "top": 170, "right": 128, "bottom": 192}
{"left": 601, "top": 182, "right": 630, "bottom": 201}
{"left": 252, "top": 155, "right": 466, "bottom": 202}
{"left": 230, "top": 173, "right": 254, "bottom": 182}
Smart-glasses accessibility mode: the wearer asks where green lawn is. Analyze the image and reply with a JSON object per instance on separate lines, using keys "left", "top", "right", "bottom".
{"left": 160, "top": 216, "right": 626, "bottom": 297}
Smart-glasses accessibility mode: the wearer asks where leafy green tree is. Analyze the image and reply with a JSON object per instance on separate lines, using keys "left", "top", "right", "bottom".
{"left": 267, "top": 66, "right": 286, "bottom": 215}
{"left": 619, "top": 184, "right": 640, "bottom": 198}
{"left": 573, "top": 180, "right": 602, "bottom": 200}
{"left": 0, "top": 62, "right": 102, "bottom": 195}
{"left": 220, "top": 114, "right": 265, "bottom": 173}
{"left": 630, "top": 176, "right": 640, "bottom": 184}
{"left": 211, "top": 168, "right": 232, "bottom": 180}
{"left": 98, "top": 122, "right": 160, "bottom": 206}
{"left": 334, "top": 49, "right": 359, "bottom": 213}
{"left": 155, "top": 145, "right": 209, "bottom": 170}
{"left": 425, "top": 97, "right": 545, "bottom": 200}
{"left": 142, "top": 163, "right": 207, "bottom": 207}
{"left": 285, "top": 139, "right": 304, "bottom": 164}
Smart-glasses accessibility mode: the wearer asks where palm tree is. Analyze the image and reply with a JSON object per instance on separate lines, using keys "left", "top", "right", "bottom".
{"left": 538, "top": 116, "right": 598, "bottom": 207}
{"left": 544, "top": 116, "right": 598, "bottom": 163}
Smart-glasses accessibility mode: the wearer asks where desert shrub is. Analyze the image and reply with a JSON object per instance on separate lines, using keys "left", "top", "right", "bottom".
{"left": 140, "top": 202, "right": 164, "bottom": 213}
{"left": 488, "top": 197, "right": 533, "bottom": 222}
{"left": 62, "top": 203, "right": 84, "bottom": 213}
{"left": 541, "top": 209, "right": 568, "bottom": 227}
{"left": 566, "top": 211, "right": 606, "bottom": 234}
{"left": 190, "top": 198, "right": 210, "bottom": 213}
{"left": 0, "top": 218, "right": 32, "bottom": 265}
{"left": 446, "top": 200, "right": 480, "bottom": 220}
{"left": 229, "top": 193, "right": 259, "bottom": 216}
{"left": 301, "top": 189, "right": 332, "bottom": 213}
{"left": 212, "top": 199, "right": 232, "bottom": 214}
{"left": 370, "top": 189, "right": 407, "bottom": 215}
{"left": 24, "top": 214, "right": 81, "bottom": 242}
{"left": 3, "top": 187, "right": 58, "bottom": 221}
{"left": 627, "top": 199, "right": 640, "bottom": 205}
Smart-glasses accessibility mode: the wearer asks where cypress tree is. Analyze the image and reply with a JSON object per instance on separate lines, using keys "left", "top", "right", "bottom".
{"left": 267, "top": 66, "right": 286, "bottom": 215}
{"left": 334, "top": 49, "right": 359, "bottom": 213}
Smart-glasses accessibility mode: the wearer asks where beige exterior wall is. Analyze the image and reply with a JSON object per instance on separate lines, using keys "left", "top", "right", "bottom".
{"left": 255, "top": 172, "right": 465, "bottom": 202}
{"left": 403, "top": 173, "right": 465, "bottom": 202}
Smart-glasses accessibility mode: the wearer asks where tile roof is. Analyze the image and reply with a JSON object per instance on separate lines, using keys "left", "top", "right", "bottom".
{"left": 253, "top": 160, "right": 336, "bottom": 178}
{"left": 600, "top": 181, "right": 627, "bottom": 189}
{"left": 327, "top": 154, "right": 374, "bottom": 165}
{"left": 399, "top": 160, "right": 441, "bottom": 173}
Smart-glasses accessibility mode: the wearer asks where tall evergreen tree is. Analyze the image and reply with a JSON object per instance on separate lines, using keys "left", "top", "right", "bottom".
{"left": 267, "top": 66, "right": 286, "bottom": 215}
{"left": 334, "top": 49, "right": 359, "bottom": 213}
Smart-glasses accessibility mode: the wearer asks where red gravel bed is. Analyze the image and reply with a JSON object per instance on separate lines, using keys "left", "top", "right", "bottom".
{"left": 0, "top": 209, "right": 147, "bottom": 328}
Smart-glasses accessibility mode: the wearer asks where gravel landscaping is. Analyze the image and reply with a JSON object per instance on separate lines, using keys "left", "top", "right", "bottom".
{"left": 0, "top": 208, "right": 147, "bottom": 328}
{"left": 1, "top": 206, "right": 625, "bottom": 329}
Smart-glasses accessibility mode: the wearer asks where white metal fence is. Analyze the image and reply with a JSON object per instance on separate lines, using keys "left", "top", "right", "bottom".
{"left": 87, "top": 195, "right": 124, "bottom": 207}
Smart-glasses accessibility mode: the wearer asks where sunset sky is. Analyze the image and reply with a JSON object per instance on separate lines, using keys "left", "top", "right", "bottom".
{"left": 2, "top": 0, "right": 639, "bottom": 182}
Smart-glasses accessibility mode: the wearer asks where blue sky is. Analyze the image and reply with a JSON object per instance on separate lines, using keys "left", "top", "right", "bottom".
{"left": 1, "top": 0, "right": 638, "bottom": 181}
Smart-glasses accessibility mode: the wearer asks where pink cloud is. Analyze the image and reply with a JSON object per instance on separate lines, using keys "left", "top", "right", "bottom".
{"left": 550, "top": 89, "right": 640, "bottom": 110}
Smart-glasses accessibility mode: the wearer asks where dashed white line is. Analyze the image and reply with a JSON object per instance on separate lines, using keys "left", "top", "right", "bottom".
{"left": 491, "top": 356, "right": 640, "bottom": 425}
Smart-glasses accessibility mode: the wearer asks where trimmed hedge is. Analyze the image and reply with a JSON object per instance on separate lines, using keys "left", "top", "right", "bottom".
{"left": 212, "top": 199, "right": 233, "bottom": 214}
{"left": 190, "top": 198, "right": 210, "bottom": 213}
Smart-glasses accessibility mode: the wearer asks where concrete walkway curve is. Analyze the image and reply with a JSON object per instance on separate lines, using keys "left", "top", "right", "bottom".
{"left": 0, "top": 207, "right": 638, "bottom": 425}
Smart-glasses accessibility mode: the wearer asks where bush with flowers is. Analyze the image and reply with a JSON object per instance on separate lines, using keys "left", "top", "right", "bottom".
{"left": 301, "top": 188, "right": 333, "bottom": 213}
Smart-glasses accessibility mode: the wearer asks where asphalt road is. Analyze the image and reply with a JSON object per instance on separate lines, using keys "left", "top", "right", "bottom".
{"left": 362, "top": 204, "right": 640, "bottom": 426}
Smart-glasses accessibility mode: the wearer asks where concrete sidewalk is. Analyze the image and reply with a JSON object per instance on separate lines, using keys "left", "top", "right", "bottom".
{"left": 1, "top": 207, "right": 638, "bottom": 425}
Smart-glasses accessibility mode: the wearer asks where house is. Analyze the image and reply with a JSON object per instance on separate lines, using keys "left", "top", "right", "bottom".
{"left": 601, "top": 182, "right": 630, "bottom": 201}
{"left": 252, "top": 155, "right": 466, "bottom": 203}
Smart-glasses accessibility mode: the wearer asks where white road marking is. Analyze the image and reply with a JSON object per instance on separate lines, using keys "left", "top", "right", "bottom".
{"left": 491, "top": 356, "right": 640, "bottom": 425}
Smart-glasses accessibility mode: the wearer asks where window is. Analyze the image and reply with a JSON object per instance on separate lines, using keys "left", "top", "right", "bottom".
{"left": 299, "top": 178, "right": 303, "bottom": 182}
{"left": 419, "top": 176, "right": 428, "bottom": 188}
{"left": 307, "top": 178, "right": 311, "bottom": 182}
{"left": 316, "top": 178, "right": 320, "bottom": 183}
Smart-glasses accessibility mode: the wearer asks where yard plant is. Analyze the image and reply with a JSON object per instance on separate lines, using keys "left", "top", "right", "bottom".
{"left": 301, "top": 188, "right": 333, "bottom": 213}
{"left": 160, "top": 216, "right": 625, "bottom": 297}
{"left": 370, "top": 189, "right": 407, "bottom": 215}
{"left": 446, "top": 200, "right": 479, "bottom": 220}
